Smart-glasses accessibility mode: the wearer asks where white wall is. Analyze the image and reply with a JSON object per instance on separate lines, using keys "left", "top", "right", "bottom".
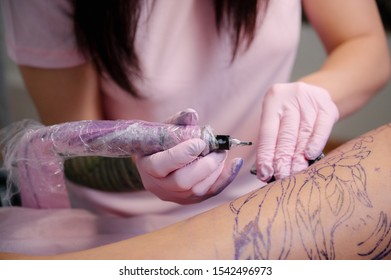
{"left": 291, "top": 24, "right": 391, "bottom": 141}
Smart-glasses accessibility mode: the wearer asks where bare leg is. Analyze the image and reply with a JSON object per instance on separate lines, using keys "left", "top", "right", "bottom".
{"left": 2, "top": 123, "right": 391, "bottom": 259}
{"left": 229, "top": 123, "right": 391, "bottom": 259}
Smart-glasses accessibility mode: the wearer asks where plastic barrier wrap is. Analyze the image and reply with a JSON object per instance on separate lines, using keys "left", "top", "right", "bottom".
{"left": 0, "top": 119, "right": 219, "bottom": 208}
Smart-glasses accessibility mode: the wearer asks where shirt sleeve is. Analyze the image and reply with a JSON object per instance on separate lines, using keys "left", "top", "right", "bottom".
{"left": 1, "top": 0, "right": 86, "bottom": 68}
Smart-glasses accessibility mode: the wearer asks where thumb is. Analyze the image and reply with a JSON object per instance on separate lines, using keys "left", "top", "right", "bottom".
{"left": 138, "top": 138, "right": 206, "bottom": 177}
{"left": 206, "top": 157, "right": 243, "bottom": 195}
{"left": 164, "top": 108, "right": 199, "bottom": 126}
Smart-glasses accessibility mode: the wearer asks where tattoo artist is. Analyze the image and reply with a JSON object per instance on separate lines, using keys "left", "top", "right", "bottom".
{"left": 1, "top": 0, "right": 390, "bottom": 248}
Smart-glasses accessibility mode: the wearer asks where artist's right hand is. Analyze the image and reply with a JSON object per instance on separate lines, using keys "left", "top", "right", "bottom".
{"left": 134, "top": 109, "right": 243, "bottom": 204}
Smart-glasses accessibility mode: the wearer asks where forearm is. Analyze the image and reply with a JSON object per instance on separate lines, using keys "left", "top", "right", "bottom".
{"left": 299, "top": 34, "right": 391, "bottom": 118}
{"left": 19, "top": 63, "right": 103, "bottom": 125}
{"left": 301, "top": 0, "right": 391, "bottom": 119}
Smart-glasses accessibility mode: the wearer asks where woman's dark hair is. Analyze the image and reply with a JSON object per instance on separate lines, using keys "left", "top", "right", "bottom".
{"left": 71, "top": 0, "right": 269, "bottom": 97}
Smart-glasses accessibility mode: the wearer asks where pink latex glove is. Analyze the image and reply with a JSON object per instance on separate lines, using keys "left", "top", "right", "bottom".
{"left": 135, "top": 109, "right": 243, "bottom": 204}
{"left": 256, "top": 82, "right": 340, "bottom": 182}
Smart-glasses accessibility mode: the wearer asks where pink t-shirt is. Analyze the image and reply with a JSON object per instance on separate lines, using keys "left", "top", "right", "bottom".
{"left": 1, "top": 0, "right": 302, "bottom": 254}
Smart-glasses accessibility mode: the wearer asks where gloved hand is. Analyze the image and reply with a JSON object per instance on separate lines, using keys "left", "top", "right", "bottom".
{"left": 135, "top": 108, "right": 243, "bottom": 204}
{"left": 256, "top": 82, "right": 339, "bottom": 182}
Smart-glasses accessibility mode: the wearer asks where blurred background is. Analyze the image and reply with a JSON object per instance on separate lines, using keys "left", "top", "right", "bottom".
{"left": 297, "top": 0, "right": 391, "bottom": 144}
{"left": 0, "top": 1, "right": 391, "bottom": 145}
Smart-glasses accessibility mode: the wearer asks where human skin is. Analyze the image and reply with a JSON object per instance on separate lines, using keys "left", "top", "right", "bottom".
{"left": 2, "top": 123, "right": 391, "bottom": 260}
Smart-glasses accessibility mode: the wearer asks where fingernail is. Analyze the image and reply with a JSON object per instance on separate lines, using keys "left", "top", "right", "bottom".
{"left": 291, "top": 155, "right": 309, "bottom": 173}
{"left": 273, "top": 157, "right": 291, "bottom": 179}
{"left": 257, "top": 164, "right": 273, "bottom": 182}
{"left": 231, "top": 158, "right": 243, "bottom": 175}
{"left": 305, "top": 145, "right": 318, "bottom": 160}
{"left": 182, "top": 109, "right": 198, "bottom": 124}
{"left": 212, "top": 158, "right": 243, "bottom": 195}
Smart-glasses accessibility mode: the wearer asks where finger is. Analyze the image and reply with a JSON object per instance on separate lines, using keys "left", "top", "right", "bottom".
{"left": 291, "top": 92, "right": 317, "bottom": 174}
{"left": 256, "top": 98, "right": 280, "bottom": 182}
{"left": 273, "top": 106, "right": 300, "bottom": 180}
{"left": 205, "top": 157, "right": 243, "bottom": 195}
{"left": 191, "top": 159, "right": 225, "bottom": 196}
{"left": 156, "top": 188, "right": 206, "bottom": 205}
{"left": 139, "top": 138, "right": 206, "bottom": 177}
{"left": 164, "top": 157, "right": 242, "bottom": 202}
{"left": 305, "top": 110, "right": 335, "bottom": 160}
{"left": 172, "top": 157, "right": 243, "bottom": 199}
{"left": 305, "top": 88, "right": 339, "bottom": 159}
{"left": 165, "top": 151, "right": 227, "bottom": 192}
{"left": 164, "top": 108, "right": 199, "bottom": 126}
{"left": 146, "top": 184, "right": 201, "bottom": 204}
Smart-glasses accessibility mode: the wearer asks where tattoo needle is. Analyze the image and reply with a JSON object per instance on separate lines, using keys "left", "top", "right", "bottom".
{"left": 215, "top": 135, "right": 252, "bottom": 150}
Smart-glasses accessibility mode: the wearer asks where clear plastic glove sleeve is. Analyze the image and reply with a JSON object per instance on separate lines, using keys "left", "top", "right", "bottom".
{"left": 0, "top": 117, "right": 227, "bottom": 208}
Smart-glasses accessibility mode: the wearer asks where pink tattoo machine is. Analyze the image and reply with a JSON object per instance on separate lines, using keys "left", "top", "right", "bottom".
{"left": 35, "top": 120, "right": 253, "bottom": 157}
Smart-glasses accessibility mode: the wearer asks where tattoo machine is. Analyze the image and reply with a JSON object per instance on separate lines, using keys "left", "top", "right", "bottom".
{"left": 1, "top": 119, "right": 252, "bottom": 207}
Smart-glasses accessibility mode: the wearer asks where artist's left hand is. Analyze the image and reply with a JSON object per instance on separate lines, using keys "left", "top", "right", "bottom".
{"left": 256, "top": 82, "right": 340, "bottom": 182}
